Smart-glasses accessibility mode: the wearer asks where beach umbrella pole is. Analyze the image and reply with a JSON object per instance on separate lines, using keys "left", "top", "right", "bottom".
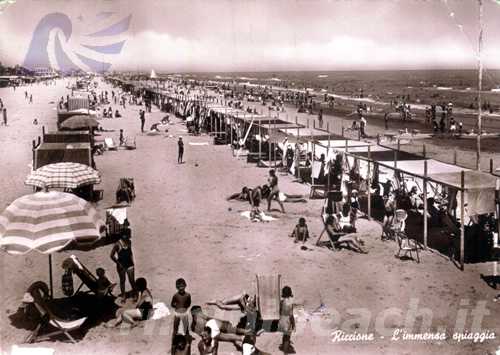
{"left": 49, "top": 254, "right": 54, "bottom": 298}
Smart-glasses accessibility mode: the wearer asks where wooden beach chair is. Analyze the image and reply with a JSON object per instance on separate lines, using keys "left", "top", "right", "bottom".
{"left": 255, "top": 274, "right": 281, "bottom": 321}
{"left": 106, "top": 206, "right": 128, "bottom": 238}
{"left": 104, "top": 137, "right": 117, "bottom": 151}
{"left": 62, "top": 255, "right": 116, "bottom": 297}
{"left": 25, "top": 281, "right": 87, "bottom": 344}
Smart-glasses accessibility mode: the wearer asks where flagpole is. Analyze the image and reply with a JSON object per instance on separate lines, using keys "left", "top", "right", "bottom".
{"left": 476, "top": 0, "right": 483, "bottom": 170}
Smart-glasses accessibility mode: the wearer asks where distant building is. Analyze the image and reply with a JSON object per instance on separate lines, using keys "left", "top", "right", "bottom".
{"left": 34, "top": 67, "right": 57, "bottom": 77}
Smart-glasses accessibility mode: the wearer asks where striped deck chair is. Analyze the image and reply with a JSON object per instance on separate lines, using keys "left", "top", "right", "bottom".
{"left": 255, "top": 274, "right": 281, "bottom": 320}
{"left": 25, "top": 281, "right": 87, "bottom": 344}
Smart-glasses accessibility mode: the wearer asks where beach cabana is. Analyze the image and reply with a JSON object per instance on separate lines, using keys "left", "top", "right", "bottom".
{"left": 33, "top": 142, "right": 92, "bottom": 170}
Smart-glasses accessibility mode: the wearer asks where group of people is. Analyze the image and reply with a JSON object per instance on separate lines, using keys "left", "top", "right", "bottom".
{"left": 103, "top": 107, "right": 121, "bottom": 118}
{"left": 227, "top": 169, "right": 286, "bottom": 219}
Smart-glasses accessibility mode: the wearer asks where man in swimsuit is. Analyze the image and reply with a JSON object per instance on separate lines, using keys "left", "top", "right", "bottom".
{"left": 267, "top": 170, "right": 285, "bottom": 213}
{"left": 191, "top": 306, "right": 245, "bottom": 348}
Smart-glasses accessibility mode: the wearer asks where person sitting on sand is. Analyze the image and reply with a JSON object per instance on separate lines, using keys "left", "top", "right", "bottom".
{"left": 172, "top": 334, "right": 191, "bottom": 355}
{"left": 107, "top": 277, "right": 153, "bottom": 328}
{"left": 290, "top": 217, "right": 309, "bottom": 243}
{"left": 119, "top": 129, "right": 125, "bottom": 146}
{"left": 96, "top": 267, "right": 111, "bottom": 297}
{"left": 103, "top": 108, "right": 108, "bottom": 118}
{"left": 319, "top": 215, "right": 367, "bottom": 253}
{"left": 161, "top": 115, "right": 170, "bottom": 124}
{"left": 190, "top": 306, "right": 245, "bottom": 348}
{"left": 150, "top": 123, "right": 160, "bottom": 132}
{"left": 198, "top": 327, "right": 218, "bottom": 355}
{"left": 115, "top": 110, "right": 122, "bottom": 118}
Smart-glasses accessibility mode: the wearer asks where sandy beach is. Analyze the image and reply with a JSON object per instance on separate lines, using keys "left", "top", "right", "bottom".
{"left": 0, "top": 77, "right": 499, "bottom": 355}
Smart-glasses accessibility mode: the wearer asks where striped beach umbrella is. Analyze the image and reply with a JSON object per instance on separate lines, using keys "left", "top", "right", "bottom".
{"left": 0, "top": 191, "right": 103, "bottom": 255}
{"left": 25, "top": 162, "right": 101, "bottom": 189}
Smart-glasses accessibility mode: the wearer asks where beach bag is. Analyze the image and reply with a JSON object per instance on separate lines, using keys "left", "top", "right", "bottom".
{"left": 62, "top": 270, "right": 74, "bottom": 296}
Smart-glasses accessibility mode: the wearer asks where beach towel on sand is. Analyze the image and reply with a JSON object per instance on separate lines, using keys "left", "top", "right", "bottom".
{"left": 241, "top": 211, "right": 277, "bottom": 222}
{"left": 151, "top": 302, "right": 170, "bottom": 320}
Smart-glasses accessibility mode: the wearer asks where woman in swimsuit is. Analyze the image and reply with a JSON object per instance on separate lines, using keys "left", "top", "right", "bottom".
{"left": 107, "top": 277, "right": 153, "bottom": 328}
{"left": 322, "top": 215, "right": 367, "bottom": 254}
{"left": 110, "top": 231, "right": 136, "bottom": 301}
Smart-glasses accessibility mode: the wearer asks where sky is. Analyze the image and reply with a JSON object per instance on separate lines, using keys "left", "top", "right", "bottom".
{"left": 1, "top": 0, "right": 500, "bottom": 72}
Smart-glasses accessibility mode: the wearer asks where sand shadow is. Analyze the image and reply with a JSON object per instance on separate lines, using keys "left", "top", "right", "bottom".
{"left": 9, "top": 293, "right": 118, "bottom": 343}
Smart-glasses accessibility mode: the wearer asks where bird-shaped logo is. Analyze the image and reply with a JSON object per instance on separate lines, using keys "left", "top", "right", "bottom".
{"left": 23, "top": 11, "right": 132, "bottom": 73}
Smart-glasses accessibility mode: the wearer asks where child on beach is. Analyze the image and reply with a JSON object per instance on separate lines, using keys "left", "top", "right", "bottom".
{"left": 171, "top": 278, "right": 191, "bottom": 338}
{"left": 278, "top": 286, "right": 295, "bottom": 353}
{"left": 290, "top": 217, "right": 309, "bottom": 243}
{"left": 96, "top": 267, "right": 111, "bottom": 297}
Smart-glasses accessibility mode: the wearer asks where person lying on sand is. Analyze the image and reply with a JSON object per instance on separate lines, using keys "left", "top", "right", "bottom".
{"left": 190, "top": 306, "right": 245, "bottom": 348}
{"left": 227, "top": 187, "right": 251, "bottom": 201}
{"left": 207, "top": 293, "right": 258, "bottom": 333}
{"left": 319, "top": 215, "right": 367, "bottom": 254}
{"left": 261, "top": 185, "right": 307, "bottom": 203}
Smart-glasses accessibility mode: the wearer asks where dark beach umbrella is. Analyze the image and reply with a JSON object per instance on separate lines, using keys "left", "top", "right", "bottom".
{"left": 61, "top": 115, "right": 98, "bottom": 130}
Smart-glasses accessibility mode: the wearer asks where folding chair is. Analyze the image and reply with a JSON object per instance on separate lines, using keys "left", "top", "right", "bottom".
{"left": 104, "top": 137, "right": 117, "bottom": 151}
{"left": 392, "top": 210, "right": 420, "bottom": 263}
{"left": 62, "top": 255, "right": 116, "bottom": 297}
{"left": 106, "top": 206, "right": 128, "bottom": 238}
{"left": 25, "top": 281, "right": 87, "bottom": 344}
{"left": 255, "top": 274, "right": 281, "bottom": 322}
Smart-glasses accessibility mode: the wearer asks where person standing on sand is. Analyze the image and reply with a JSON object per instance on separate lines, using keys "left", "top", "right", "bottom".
{"left": 267, "top": 169, "right": 285, "bottom": 213}
{"left": 139, "top": 109, "right": 145, "bottom": 133}
{"left": 29, "top": 94, "right": 33, "bottom": 104}
{"left": 318, "top": 108, "right": 323, "bottom": 128}
{"left": 2, "top": 108, "right": 7, "bottom": 126}
{"left": 384, "top": 112, "right": 389, "bottom": 130}
{"left": 178, "top": 137, "right": 184, "bottom": 163}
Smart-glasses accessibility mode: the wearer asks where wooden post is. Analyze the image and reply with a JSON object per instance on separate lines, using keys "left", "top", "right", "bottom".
{"left": 394, "top": 146, "right": 398, "bottom": 169}
{"left": 454, "top": 149, "right": 457, "bottom": 165}
{"left": 345, "top": 138, "right": 348, "bottom": 153}
{"left": 42, "top": 125, "right": 45, "bottom": 137}
{"left": 268, "top": 116, "right": 272, "bottom": 165}
{"left": 367, "top": 145, "right": 371, "bottom": 220}
{"left": 423, "top": 144, "right": 426, "bottom": 159}
{"left": 327, "top": 133, "right": 331, "bottom": 192}
{"left": 460, "top": 170, "right": 465, "bottom": 271}
{"left": 377, "top": 134, "right": 380, "bottom": 145}
{"left": 259, "top": 115, "right": 262, "bottom": 163}
{"left": 423, "top": 160, "right": 428, "bottom": 248}
{"left": 230, "top": 113, "right": 234, "bottom": 154}
{"left": 496, "top": 179, "right": 500, "bottom": 248}
{"left": 490, "top": 158, "right": 493, "bottom": 174}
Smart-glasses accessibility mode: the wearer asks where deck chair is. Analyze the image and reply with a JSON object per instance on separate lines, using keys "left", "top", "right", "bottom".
{"left": 255, "top": 274, "right": 281, "bottom": 321}
{"left": 106, "top": 206, "right": 128, "bottom": 237}
{"left": 62, "top": 255, "right": 116, "bottom": 297}
{"left": 104, "top": 137, "right": 118, "bottom": 151}
{"left": 392, "top": 210, "right": 420, "bottom": 263}
{"left": 25, "top": 281, "right": 87, "bottom": 344}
